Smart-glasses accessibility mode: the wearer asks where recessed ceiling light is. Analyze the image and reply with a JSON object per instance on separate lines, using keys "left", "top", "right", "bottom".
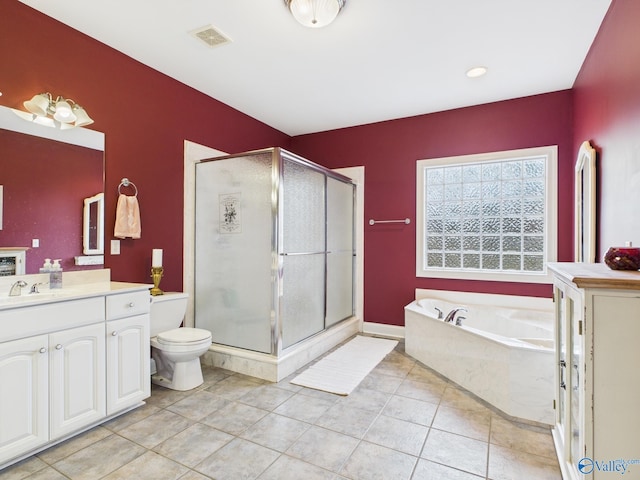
{"left": 466, "top": 66, "right": 488, "bottom": 78}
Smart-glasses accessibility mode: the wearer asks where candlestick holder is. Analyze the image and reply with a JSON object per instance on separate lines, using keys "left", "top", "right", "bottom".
{"left": 150, "top": 266, "right": 164, "bottom": 296}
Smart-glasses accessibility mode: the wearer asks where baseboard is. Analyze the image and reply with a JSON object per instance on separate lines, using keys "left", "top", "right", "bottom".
{"left": 362, "top": 322, "right": 405, "bottom": 339}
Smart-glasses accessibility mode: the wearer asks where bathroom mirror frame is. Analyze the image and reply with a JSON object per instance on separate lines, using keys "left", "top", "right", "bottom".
{"left": 83, "top": 192, "right": 105, "bottom": 255}
{"left": 0, "top": 104, "right": 105, "bottom": 272}
{"left": 574, "top": 140, "right": 596, "bottom": 263}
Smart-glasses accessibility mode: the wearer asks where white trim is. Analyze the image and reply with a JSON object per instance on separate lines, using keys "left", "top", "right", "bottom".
{"left": 362, "top": 322, "right": 405, "bottom": 339}
{"left": 416, "top": 145, "right": 558, "bottom": 284}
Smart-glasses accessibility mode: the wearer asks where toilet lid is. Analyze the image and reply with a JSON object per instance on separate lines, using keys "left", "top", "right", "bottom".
{"left": 157, "top": 328, "right": 211, "bottom": 345}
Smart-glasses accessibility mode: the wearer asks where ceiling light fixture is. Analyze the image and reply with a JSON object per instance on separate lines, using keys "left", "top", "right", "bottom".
{"left": 284, "top": 0, "right": 346, "bottom": 28}
{"left": 22, "top": 92, "right": 93, "bottom": 129}
{"left": 466, "top": 66, "right": 488, "bottom": 78}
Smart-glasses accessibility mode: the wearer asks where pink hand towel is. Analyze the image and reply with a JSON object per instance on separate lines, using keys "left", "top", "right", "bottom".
{"left": 114, "top": 194, "right": 141, "bottom": 239}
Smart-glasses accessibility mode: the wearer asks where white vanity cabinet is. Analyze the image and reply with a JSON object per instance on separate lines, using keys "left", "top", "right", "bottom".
{"left": 106, "top": 291, "right": 150, "bottom": 415}
{"left": 0, "top": 281, "right": 151, "bottom": 469}
{"left": 49, "top": 322, "right": 106, "bottom": 439}
{"left": 0, "top": 335, "right": 49, "bottom": 462}
{"left": 549, "top": 263, "right": 640, "bottom": 480}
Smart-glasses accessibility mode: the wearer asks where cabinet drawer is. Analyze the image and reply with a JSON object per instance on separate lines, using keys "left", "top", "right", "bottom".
{"left": 106, "top": 291, "right": 150, "bottom": 320}
{"left": 0, "top": 297, "right": 105, "bottom": 343}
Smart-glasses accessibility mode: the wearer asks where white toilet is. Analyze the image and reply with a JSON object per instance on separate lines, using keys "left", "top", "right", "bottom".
{"left": 150, "top": 292, "right": 212, "bottom": 391}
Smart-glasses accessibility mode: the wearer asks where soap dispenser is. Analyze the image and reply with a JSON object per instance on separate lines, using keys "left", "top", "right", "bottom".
{"left": 50, "top": 259, "right": 63, "bottom": 289}
{"left": 40, "top": 258, "right": 52, "bottom": 274}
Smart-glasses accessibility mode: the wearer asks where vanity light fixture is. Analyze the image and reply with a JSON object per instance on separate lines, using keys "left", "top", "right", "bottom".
{"left": 466, "top": 66, "right": 488, "bottom": 78}
{"left": 22, "top": 92, "right": 94, "bottom": 129}
{"left": 284, "top": 0, "right": 346, "bottom": 28}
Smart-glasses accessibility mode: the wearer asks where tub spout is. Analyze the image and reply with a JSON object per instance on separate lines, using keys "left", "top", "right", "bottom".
{"left": 444, "top": 307, "right": 467, "bottom": 324}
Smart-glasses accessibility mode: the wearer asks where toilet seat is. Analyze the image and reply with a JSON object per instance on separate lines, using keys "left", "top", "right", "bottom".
{"left": 156, "top": 328, "right": 211, "bottom": 346}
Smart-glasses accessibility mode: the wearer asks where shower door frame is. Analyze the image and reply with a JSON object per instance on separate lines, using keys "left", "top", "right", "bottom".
{"left": 272, "top": 148, "right": 357, "bottom": 357}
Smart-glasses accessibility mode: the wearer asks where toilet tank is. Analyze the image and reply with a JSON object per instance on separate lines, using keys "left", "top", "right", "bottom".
{"left": 149, "top": 292, "right": 189, "bottom": 337}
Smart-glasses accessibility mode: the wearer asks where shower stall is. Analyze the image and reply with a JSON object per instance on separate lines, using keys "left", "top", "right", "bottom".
{"left": 194, "top": 148, "right": 358, "bottom": 381}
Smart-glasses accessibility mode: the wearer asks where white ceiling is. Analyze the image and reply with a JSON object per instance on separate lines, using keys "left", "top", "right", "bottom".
{"left": 20, "top": 0, "right": 612, "bottom": 136}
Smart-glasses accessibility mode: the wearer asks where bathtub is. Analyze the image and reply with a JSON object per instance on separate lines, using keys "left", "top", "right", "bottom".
{"left": 405, "top": 290, "right": 555, "bottom": 424}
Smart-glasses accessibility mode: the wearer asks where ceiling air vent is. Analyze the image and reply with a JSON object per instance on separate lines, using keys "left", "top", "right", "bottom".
{"left": 189, "top": 25, "right": 231, "bottom": 49}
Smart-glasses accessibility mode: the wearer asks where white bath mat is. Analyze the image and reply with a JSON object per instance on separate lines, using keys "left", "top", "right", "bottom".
{"left": 290, "top": 335, "right": 398, "bottom": 395}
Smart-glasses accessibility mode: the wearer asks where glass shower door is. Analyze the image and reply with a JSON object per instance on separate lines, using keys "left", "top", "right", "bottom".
{"left": 326, "top": 177, "right": 355, "bottom": 327}
{"left": 279, "top": 156, "right": 326, "bottom": 350}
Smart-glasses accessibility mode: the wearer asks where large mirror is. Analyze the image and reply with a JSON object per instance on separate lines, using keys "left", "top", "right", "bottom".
{"left": 574, "top": 140, "right": 596, "bottom": 263}
{"left": 0, "top": 105, "right": 105, "bottom": 274}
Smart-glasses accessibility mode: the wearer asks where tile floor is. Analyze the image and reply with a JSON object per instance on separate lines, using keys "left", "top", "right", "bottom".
{"left": 2, "top": 338, "right": 562, "bottom": 480}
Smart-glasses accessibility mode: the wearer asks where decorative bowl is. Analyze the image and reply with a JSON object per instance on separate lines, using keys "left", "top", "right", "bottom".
{"left": 604, "top": 247, "right": 640, "bottom": 270}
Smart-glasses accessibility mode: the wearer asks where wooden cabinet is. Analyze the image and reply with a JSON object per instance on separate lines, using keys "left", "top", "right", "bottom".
{"left": 550, "top": 263, "right": 640, "bottom": 480}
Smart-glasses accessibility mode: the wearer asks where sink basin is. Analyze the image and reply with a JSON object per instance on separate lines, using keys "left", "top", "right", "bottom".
{"left": 0, "top": 289, "right": 81, "bottom": 305}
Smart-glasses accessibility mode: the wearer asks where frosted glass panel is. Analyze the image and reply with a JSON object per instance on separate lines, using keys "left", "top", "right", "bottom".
{"left": 326, "top": 252, "right": 353, "bottom": 326}
{"left": 281, "top": 254, "right": 325, "bottom": 349}
{"left": 326, "top": 177, "right": 354, "bottom": 326}
{"left": 281, "top": 158, "right": 325, "bottom": 254}
{"left": 195, "top": 153, "right": 274, "bottom": 354}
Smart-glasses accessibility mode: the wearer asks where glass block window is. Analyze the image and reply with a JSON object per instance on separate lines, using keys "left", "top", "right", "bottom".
{"left": 416, "top": 146, "right": 557, "bottom": 283}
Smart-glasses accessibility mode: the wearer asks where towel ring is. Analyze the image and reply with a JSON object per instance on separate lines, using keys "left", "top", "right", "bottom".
{"left": 118, "top": 178, "right": 138, "bottom": 196}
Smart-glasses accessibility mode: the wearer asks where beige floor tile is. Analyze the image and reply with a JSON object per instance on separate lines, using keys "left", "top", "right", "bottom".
{"left": 364, "top": 414, "right": 429, "bottom": 456}
{"left": 339, "top": 441, "right": 417, "bottom": 480}
{"left": 273, "top": 392, "right": 336, "bottom": 423}
{"left": 165, "top": 389, "right": 230, "bottom": 421}
{"left": 238, "top": 384, "right": 295, "bottom": 411}
{"left": 315, "top": 403, "right": 379, "bottom": 438}
{"left": 153, "top": 423, "right": 234, "bottom": 467}
{"left": 101, "top": 403, "right": 161, "bottom": 432}
{"left": 257, "top": 454, "right": 335, "bottom": 480}
{"left": 118, "top": 409, "right": 193, "bottom": 449}
{"left": 194, "top": 438, "right": 279, "bottom": 480}
{"left": 208, "top": 374, "right": 266, "bottom": 401}
{"left": 200, "top": 401, "right": 268, "bottom": 435}
{"left": 240, "top": 413, "right": 310, "bottom": 452}
{"left": 432, "top": 405, "right": 491, "bottom": 442}
{"left": 383, "top": 395, "right": 438, "bottom": 426}
{"left": 176, "top": 470, "right": 210, "bottom": 480}
{"left": 0, "top": 456, "right": 48, "bottom": 480}
{"left": 11, "top": 467, "right": 69, "bottom": 480}
{"left": 488, "top": 444, "right": 562, "bottom": 480}
{"left": 286, "top": 426, "right": 359, "bottom": 472}
{"left": 440, "top": 386, "right": 491, "bottom": 413}
{"left": 145, "top": 384, "right": 192, "bottom": 408}
{"left": 36, "top": 426, "right": 111, "bottom": 464}
{"left": 102, "top": 451, "right": 188, "bottom": 479}
{"left": 412, "top": 459, "right": 484, "bottom": 480}
{"left": 395, "top": 379, "right": 445, "bottom": 405}
{"left": 421, "top": 429, "right": 488, "bottom": 477}
{"left": 52, "top": 434, "right": 145, "bottom": 480}
{"left": 489, "top": 415, "right": 556, "bottom": 459}
{"left": 337, "top": 386, "right": 391, "bottom": 413}
{"left": 358, "top": 370, "right": 405, "bottom": 393}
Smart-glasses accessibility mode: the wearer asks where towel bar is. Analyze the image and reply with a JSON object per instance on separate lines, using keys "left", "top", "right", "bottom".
{"left": 369, "top": 218, "right": 411, "bottom": 225}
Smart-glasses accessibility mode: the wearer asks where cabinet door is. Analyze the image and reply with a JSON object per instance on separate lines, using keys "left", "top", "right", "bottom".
{"left": 50, "top": 323, "right": 106, "bottom": 440}
{"left": 0, "top": 335, "right": 48, "bottom": 464}
{"left": 106, "top": 314, "right": 150, "bottom": 415}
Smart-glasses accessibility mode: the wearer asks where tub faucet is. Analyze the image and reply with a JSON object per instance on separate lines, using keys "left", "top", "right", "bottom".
{"left": 444, "top": 307, "right": 467, "bottom": 324}
{"left": 9, "top": 280, "right": 28, "bottom": 296}
{"left": 434, "top": 307, "right": 443, "bottom": 319}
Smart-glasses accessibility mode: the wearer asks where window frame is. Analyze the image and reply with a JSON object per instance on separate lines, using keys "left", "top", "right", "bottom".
{"left": 415, "top": 146, "right": 558, "bottom": 283}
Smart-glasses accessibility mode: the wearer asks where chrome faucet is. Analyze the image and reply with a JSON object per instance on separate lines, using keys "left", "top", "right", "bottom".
{"left": 434, "top": 307, "right": 443, "bottom": 319}
{"left": 444, "top": 307, "right": 467, "bottom": 324}
{"left": 9, "top": 280, "right": 28, "bottom": 296}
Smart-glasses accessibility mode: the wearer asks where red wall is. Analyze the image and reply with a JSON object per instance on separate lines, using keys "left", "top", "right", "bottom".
{"left": 292, "top": 92, "right": 574, "bottom": 325}
{"left": 1, "top": 2, "right": 290, "bottom": 290}
{"left": 573, "top": 0, "right": 640, "bottom": 257}
{"left": 0, "top": 130, "right": 103, "bottom": 273}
